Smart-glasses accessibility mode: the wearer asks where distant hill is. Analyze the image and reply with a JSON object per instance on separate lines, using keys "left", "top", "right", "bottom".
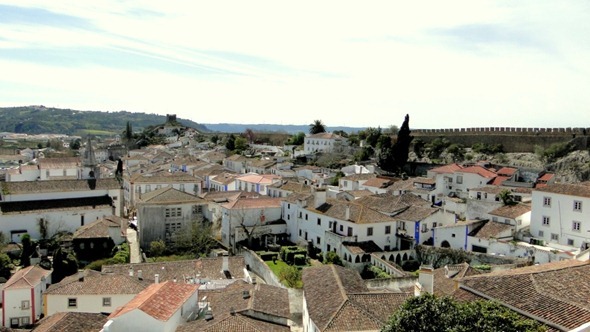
{"left": 203, "top": 123, "right": 366, "bottom": 134}
{"left": 0, "top": 106, "right": 209, "bottom": 136}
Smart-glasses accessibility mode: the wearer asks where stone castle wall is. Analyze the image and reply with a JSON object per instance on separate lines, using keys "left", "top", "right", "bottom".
{"left": 411, "top": 127, "right": 590, "bottom": 152}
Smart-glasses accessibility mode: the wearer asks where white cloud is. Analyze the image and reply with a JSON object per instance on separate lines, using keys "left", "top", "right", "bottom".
{"left": 0, "top": 0, "right": 589, "bottom": 129}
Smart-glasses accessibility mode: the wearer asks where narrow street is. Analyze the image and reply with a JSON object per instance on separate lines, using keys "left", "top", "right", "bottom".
{"left": 126, "top": 228, "right": 141, "bottom": 263}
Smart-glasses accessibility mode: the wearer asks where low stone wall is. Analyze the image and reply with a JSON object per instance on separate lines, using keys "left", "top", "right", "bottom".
{"left": 240, "top": 247, "right": 285, "bottom": 288}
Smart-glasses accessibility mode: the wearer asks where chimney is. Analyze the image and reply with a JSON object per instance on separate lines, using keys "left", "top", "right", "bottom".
{"left": 129, "top": 266, "right": 134, "bottom": 277}
{"left": 345, "top": 205, "right": 351, "bottom": 221}
{"left": 155, "top": 274, "right": 160, "bottom": 284}
{"left": 222, "top": 256, "right": 229, "bottom": 273}
{"left": 418, "top": 265, "right": 434, "bottom": 294}
{"left": 137, "top": 270, "right": 143, "bottom": 280}
{"left": 78, "top": 271, "right": 85, "bottom": 282}
{"left": 314, "top": 188, "right": 326, "bottom": 208}
{"left": 242, "top": 290, "right": 250, "bottom": 299}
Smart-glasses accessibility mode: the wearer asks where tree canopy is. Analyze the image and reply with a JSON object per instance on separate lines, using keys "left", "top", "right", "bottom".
{"left": 378, "top": 114, "right": 413, "bottom": 174}
{"left": 309, "top": 120, "right": 327, "bottom": 134}
{"left": 382, "top": 293, "right": 546, "bottom": 332}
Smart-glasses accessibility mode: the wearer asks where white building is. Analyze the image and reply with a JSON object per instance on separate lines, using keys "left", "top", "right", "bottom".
{"left": 304, "top": 132, "right": 345, "bottom": 154}
{"left": 530, "top": 182, "right": 590, "bottom": 250}
{"left": 0, "top": 179, "right": 123, "bottom": 242}
{"left": 220, "top": 197, "right": 285, "bottom": 250}
{"left": 43, "top": 270, "right": 150, "bottom": 317}
{"left": 234, "top": 173, "right": 282, "bottom": 196}
{"left": 123, "top": 172, "right": 202, "bottom": 210}
{"left": 104, "top": 281, "right": 199, "bottom": 332}
{"left": 1, "top": 265, "right": 52, "bottom": 328}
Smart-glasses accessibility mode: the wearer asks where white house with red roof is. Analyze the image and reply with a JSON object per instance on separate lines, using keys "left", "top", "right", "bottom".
{"left": 103, "top": 281, "right": 199, "bottom": 332}
{"left": 235, "top": 173, "right": 282, "bottom": 196}
{"left": 1, "top": 265, "right": 52, "bottom": 328}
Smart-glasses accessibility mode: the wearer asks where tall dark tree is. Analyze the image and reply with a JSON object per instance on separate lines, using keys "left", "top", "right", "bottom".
{"left": 225, "top": 134, "right": 236, "bottom": 151}
{"left": 309, "top": 120, "right": 327, "bottom": 134}
{"left": 391, "top": 114, "right": 413, "bottom": 171}
{"left": 378, "top": 114, "right": 413, "bottom": 174}
{"left": 20, "top": 234, "right": 33, "bottom": 267}
{"left": 124, "top": 121, "right": 133, "bottom": 141}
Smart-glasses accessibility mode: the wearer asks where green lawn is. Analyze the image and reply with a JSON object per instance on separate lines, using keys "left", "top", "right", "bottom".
{"left": 265, "top": 259, "right": 290, "bottom": 275}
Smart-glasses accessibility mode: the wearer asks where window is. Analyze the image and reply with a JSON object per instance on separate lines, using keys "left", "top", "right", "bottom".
{"left": 299, "top": 229, "right": 302, "bottom": 236}
{"left": 504, "top": 219, "right": 510, "bottom": 224}
{"left": 68, "top": 298, "right": 77, "bottom": 308}
{"left": 103, "top": 297, "right": 112, "bottom": 307}
{"left": 81, "top": 215, "right": 85, "bottom": 226}
{"left": 192, "top": 205, "right": 203, "bottom": 214}
{"left": 180, "top": 184, "right": 185, "bottom": 192}
{"left": 542, "top": 216, "right": 550, "bottom": 226}
{"left": 340, "top": 225, "right": 344, "bottom": 232}
{"left": 452, "top": 233, "right": 456, "bottom": 238}
{"left": 317, "top": 237, "right": 321, "bottom": 245}
{"left": 492, "top": 216, "right": 498, "bottom": 222}
{"left": 421, "top": 224, "right": 428, "bottom": 232}
{"left": 146, "top": 184, "right": 151, "bottom": 192}
{"left": 384, "top": 245, "right": 390, "bottom": 251}
{"left": 574, "top": 200, "right": 582, "bottom": 211}
{"left": 543, "top": 197, "right": 551, "bottom": 207}
{"left": 305, "top": 214, "right": 308, "bottom": 220}
{"left": 456, "top": 175, "right": 463, "bottom": 184}
{"left": 343, "top": 180, "right": 348, "bottom": 187}
{"left": 317, "top": 218, "right": 321, "bottom": 226}
{"left": 165, "top": 207, "right": 182, "bottom": 218}
{"left": 538, "top": 230, "right": 544, "bottom": 237}
{"left": 568, "top": 239, "right": 575, "bottom": 246}
{"left": 288, "top": 204, "right": 291, "bottom": 209}
{"left": 20, "top": 300, "right": 30, "bottom": 310}
{"left": 347, "top": 227, "right": 353, "bottom": 236}
{"left": 385, "top": 225, "right": 391, "bottom": 234}
{"left": 432, "top": 222, "right": 437, "bottom": 228}
{"left": 551, "top": 233, "right": 559, "bottom": 241}
{"left": 367, "top": 227, "right": 373, "bottom": 236}
{"left": 573, "top": 221, "right": 581, "bottom": 231}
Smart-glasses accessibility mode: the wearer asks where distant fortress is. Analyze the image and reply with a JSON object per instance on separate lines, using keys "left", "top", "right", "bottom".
{"left": 411, "top": 127, "right": 589, "bottom": 153}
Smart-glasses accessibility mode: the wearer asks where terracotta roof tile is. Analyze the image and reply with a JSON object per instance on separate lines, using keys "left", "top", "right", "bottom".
{"left": 1, "top": 178, "right": 121, "bottom": 195}
{"left": 457, "top": 165, "right": 497, "bottom": 179}
{"left": 73, "top": 215, "right": 127, "bottom": 239}
{"left": 3, "top": 265, "right": 51, "bottom": 289}
{"left": 308, "top": 132, "right": 343, "bottom": 139}
{"left": 33, "top": 312, "right": 108, "bottom": 332}
{"left": 497, "top": 167, "right": 518, "bottom": 176}
{"left": 488, "top": 203, "right": 531, "bottom": 219}
{"left": 459, "top": 259, "right": 590, "bottom": 330}
{"left": 534, "top": 182, "right": 590, "bottom": 198}
{"left": 428, "top": 163, "right": 463, "bottom": 174}
{"left": 109, "top": 281, "right": 198, "bottom": 322}
{"left": 138, "top": 187, "right": 204, "bottom": 204}
{"left": 45, "top": 270, "right": 151, "bottom": 295}
{"left": 471, "top": 221, "right": 513, "bottom": 239}
{"left": 222, "top": 197, "right": 282, "bottom": 210}
{"left": 102, "top": 257, "right": 246, "bottom": 283}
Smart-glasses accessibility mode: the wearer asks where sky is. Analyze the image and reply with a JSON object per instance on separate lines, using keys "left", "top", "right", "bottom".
{"left": 1, "top": 1, "right": 589, "bottom": 130}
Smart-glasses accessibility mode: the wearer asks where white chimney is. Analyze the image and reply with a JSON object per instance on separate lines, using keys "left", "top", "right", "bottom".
{"left": 314, "top": 188, "right": 327, "bottom": 208}
{"left": 418, "top": 265, "right": 434, "bottom": 294}
{"left": 345, "top": 205, "right": 351, "bottom": 221}
{"left": 222, "top": 256, "right": 229, "bottom": 272}
{"left": 128, "top": 267, "right": 134, "bottom": 277}
{"left": 137, "top": 270, "right": 143, "bottom": 280}
{"left": 155, "top": 274, "right": 160, "bottom": 284}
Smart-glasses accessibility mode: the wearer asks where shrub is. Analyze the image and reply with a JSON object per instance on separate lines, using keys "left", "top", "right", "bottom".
{"left": 401, "top": 259, "right": 420, "bottom": 271}
{"left": 260, "top": 252, "right": 279, "bottom": 262}
{"left": 293, "top": 254, "right": 306, "bottom": 266}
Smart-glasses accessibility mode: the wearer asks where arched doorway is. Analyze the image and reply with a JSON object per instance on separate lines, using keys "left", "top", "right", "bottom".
{"left": 441, "top": 240, "right": 451, "bottom": 248}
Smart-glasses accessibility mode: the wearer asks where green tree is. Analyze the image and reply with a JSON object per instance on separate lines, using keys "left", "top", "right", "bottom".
{"left": 378, "top": 115, "right": 413, "bottom": 174}
{"left": 447, "top": 143, "right": 465, "bottom": 162}
{"left": 149, "top": 240, "right": 166, "bottom": 258}
{"left": 124, "top": 121, "right": 133, "bottom": 141}
{"left": 413, "top": 138, "right": 426, "bottom": 159}
{"left": 211, "top": 134, "right": 220, "bottom": 145}
{"left": 20, "top": 234, "right": 33, "bottom": 267}
{"left": 225, "top": 134, "right": 236, "bottom": 151}
{"left": 427, "top": 137, "right": 451, "bottom": 160}
{"left": 309, "top": 120, "right": 327, "bottom": 134}
{"left": 0, "top": 253, "right": 13, "bottom": 280}
{"left": 52, "top": 247, "right": 79, "bottom": 283}
{"left": 286, "top": 132, "right": 305, "bottom": 145}
{"left": 382, "top": 293, "right": 545, "bottom": 332}
{"left": 171, "top": 221, "right": 216, "bottom": 256}
{"left": 244, "top": 128, "right": 256, "bottom": 143}
{"left": 324, "top": 251, "right": 344, "bottom": 266}
{"left": 498, "top": 189, "right": 516, "bottom": 206}
{"left": 277, "top": 265, "right": 302, "bottom": 288}
{"left": 234, "top": 136, "right": 248, "bottom": 152}
{"left": 363, "top": 127, "right": 382, "bottom": 148}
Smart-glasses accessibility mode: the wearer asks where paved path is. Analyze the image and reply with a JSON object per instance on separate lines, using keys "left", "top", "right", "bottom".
{"left": 126, "top": 228, "right": 141, "bottom": 263}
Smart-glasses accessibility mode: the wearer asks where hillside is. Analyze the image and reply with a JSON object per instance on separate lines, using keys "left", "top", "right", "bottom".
{"left": 203, "top": 123, "right": 365, "bottom": 134}
{"left": 0, "top": 106, "right": 209, "bottom": 136}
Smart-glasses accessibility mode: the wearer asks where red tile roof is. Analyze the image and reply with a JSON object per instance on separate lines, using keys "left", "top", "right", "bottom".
{"left": 428, "top": 163, "right": 463, "bottom": 174}
{"left": 459, "top": 259, "right": 590, "bottom": 330}
{"left": 489, "top": 175, "right": 510, "bottom": 186}
{"left": 108, "top": 281, "right": 198, "bottom": 322}
{"left": 33, "top": 312, "right": 108, "bottom": 332}
{"left": 458, "top": 165, "right": 497, "bottom": 179}
{"left": 496, "top": 167, "right": 518, "bottom": 176}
